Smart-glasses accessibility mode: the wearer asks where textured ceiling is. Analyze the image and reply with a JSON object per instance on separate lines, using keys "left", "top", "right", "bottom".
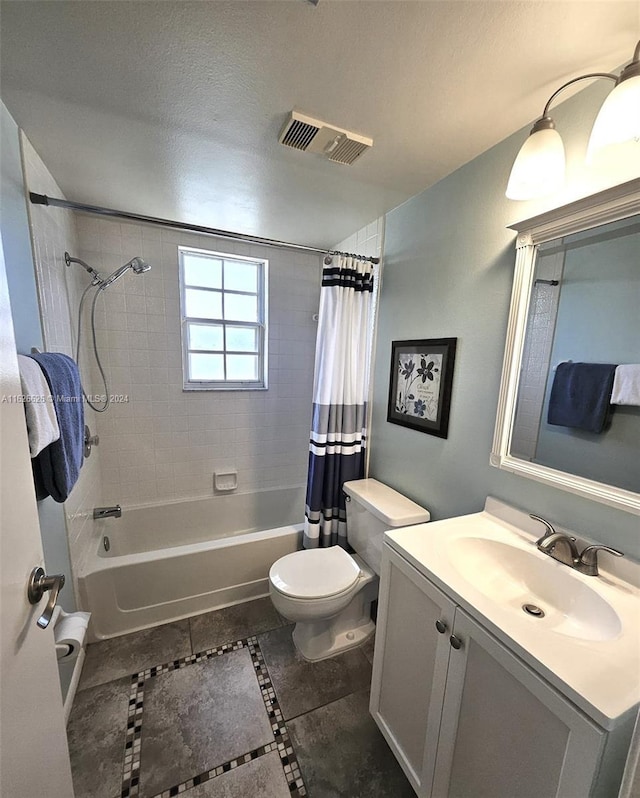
{"left": 1, "top": 1, "right": 638, "bottom": 248}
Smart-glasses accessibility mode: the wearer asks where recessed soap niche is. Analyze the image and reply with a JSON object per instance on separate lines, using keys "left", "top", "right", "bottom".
{"left": 214, "top": 469, "right": 238, "bottom": 493}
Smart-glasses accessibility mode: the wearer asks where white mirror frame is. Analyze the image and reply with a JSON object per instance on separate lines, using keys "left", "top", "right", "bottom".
{"left": 491, "top": 177, "right": 640, "bottom": 516}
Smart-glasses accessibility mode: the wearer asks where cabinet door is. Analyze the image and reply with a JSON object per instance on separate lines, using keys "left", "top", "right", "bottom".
{"left": 370, "top": 544, "right": 456, "bottom": 797}
{"left": 432, "top": 608, "right": 605, "bottom": 798}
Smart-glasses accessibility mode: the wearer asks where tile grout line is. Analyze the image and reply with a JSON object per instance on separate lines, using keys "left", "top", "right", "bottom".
{"left": 187, "top": 617, "right": 195, "bottom": 656}
{"left": 281, "top": 683, "right": 372, "bottom": 725}
{"left": 118, "top": 636, "right": 307, "bottom": 798}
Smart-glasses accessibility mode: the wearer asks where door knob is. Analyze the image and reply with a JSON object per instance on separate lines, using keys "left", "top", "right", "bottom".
{"left": 27, "top": 566, "right": 65, "bottom": 629}
{"left": 449, "top": 634, "right": 463, "bottom": 650}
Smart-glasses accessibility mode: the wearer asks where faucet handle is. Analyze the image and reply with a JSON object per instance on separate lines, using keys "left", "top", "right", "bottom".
{"left": 578, "top": 545, "right": 624, "bottom": 576}
{"left": 529, "top": 514, "right": 556, "bottom": 541}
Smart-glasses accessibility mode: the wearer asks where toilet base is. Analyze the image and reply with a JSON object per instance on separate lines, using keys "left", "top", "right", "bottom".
{"left": 290, "top": 574, "right": 378, "bottom": 662}
{"left": 292, "top": 618, "right": 375, "bottom": 662}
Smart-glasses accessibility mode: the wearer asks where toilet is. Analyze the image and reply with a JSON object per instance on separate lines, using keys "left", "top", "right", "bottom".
{"left": 269, "top": 478, "right": 430, "bottom": 661}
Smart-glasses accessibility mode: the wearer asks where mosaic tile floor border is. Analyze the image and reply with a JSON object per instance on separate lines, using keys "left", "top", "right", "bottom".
{"left": 119, "top": 636, "right": 307, "bottom": 798}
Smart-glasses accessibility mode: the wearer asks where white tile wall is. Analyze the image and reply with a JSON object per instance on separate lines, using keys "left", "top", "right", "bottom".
{"left": 21, "top": 135, "right": 105, "bottom": 581}
{"left": 74, "top": 214, "right": 321, "bottom": 507}
{"left": 333, "top": 217, "right": 384, "bottom": 261}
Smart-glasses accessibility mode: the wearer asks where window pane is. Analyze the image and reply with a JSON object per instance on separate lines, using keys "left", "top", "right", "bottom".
{"left": 189, "top": 353, "right": 224, "bottom": 381}
{"left": 183, "top": 255, "right": 222, "bottom": 289}
{"left": 224, "top": 293, "right": 258, "bottom": 322}
{"left": 188, "top": 323, "right": 223, "bottom": 351}
{"left": 224, "top": 261, "right": 258, "bottom": 293}
{"left": 226, "top": 326, "right": 258, "bottom": 352}
{"left": 226, "top": 354, "right": 258, "bottom": 381}
{"left": 185, "top": 288, "right": 222, "bottom": 319}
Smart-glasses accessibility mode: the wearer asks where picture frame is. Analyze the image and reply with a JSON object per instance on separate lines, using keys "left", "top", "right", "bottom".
{"left": 387, "top": 338, "right": 457, "bottom": 438}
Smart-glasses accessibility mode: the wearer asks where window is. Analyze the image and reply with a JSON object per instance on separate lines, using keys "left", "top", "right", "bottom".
{"left": 179, "top": 247, "right": 268, "bottom": 390}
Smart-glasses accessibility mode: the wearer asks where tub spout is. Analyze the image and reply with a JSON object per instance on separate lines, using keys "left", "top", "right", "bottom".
{"left": 93, "top": 505, "right": 122, "bottom": 520}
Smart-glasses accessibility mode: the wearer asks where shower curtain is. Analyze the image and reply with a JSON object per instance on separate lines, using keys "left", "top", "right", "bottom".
{"left": 304, "top": 255, "right": 376, "bottom": 549}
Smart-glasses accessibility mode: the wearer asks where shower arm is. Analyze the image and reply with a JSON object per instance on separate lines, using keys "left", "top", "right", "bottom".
{"left": 64, "top": 251, "right": 105, "bottom": 286}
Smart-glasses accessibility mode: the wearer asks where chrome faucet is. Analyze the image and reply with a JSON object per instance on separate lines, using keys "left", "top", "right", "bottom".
{"left": 536, "top": 531, "right": 580, "bottom": 567}
{"left": 529, "top": 514, "right": 623, "bottom": 575}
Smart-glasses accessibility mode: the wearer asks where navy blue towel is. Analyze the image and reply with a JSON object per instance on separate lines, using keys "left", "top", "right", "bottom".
{"left": 548, "top": 362, "right": 617, "bottom": 434}
{"left": 29, "top": 353, "right": 84, "bottom": 502}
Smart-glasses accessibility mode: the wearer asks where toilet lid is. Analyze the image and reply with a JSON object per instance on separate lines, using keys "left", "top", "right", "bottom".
{"left": 270, "top": 547, "right": 361, "bottom": 599}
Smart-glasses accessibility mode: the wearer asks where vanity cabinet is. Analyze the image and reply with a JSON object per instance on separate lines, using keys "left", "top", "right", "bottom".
{"left": 369, "top": 542, "right": 456, "bottom": 795}
{"left": 370, "top": 544, "right": 608, "bottom": 798}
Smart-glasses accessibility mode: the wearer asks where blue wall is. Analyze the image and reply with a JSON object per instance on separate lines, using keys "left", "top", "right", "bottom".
{"left": 370, "top": 85, "right": 640, "bottom": 558}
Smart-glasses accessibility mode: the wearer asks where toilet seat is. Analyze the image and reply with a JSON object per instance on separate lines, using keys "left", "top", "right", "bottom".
{"left": 269, "top": 547, "right": 361, "bottom": 600}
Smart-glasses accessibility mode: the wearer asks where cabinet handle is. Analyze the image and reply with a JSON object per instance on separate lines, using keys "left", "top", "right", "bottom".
{"left": 449, "top": 634, "right": 463, "bottom": 650}
{"left": 435, "top": 619, "right": 447, "bottom": 634}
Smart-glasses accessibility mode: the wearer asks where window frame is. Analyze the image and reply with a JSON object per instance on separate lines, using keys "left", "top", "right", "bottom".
{"left": 179, "top": 245, "right": 268, "bottom": 391}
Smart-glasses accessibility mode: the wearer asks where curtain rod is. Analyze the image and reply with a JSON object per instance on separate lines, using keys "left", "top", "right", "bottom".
{"left": 28, "top": 193, "right": 379, "bottom": 264}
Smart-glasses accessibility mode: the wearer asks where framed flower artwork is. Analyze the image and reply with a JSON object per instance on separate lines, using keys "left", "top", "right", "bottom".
{"left": 387, "top": 338, "right": 457, "bottom": 438}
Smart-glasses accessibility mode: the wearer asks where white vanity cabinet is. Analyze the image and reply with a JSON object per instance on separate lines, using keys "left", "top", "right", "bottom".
{"left": 370, "top": 544, "right": 612, "bottom": 798}
{"left": 369, "top": 543, "right": 456, "bottom": 795}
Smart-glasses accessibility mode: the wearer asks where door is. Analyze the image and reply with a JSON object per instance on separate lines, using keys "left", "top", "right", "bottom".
{"left": 370, "top": 544, "right": 456, "bottom": 797}
{"left": 431, "top": 608, "right": 605, "bottom": 798}
{"left": 0, "top": 238, "right": 75, "bottom": 796}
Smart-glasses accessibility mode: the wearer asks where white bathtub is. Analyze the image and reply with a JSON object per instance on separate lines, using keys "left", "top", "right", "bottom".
{"left": 78, "top": 486, "right": 304, "bottom": 640}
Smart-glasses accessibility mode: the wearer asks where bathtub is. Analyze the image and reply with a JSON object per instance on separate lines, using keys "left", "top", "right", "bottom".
{"left": 77, "top": 486, "right": 304, "bottom": 640}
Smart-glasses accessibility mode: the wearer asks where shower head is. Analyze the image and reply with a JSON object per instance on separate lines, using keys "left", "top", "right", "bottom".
{"left": 130, "top": 257, "right": 151, "bottom": 275}
{"left": 101, "top": 256, "right": 151, "bottom": 289}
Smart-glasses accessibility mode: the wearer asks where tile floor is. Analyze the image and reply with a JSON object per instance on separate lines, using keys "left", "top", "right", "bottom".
{"left": 67, "top": 597, "right": 414, "bottom": 798}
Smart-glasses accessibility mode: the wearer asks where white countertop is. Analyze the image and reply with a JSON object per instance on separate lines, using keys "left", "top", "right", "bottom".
{"left": 385, "top": 500, "right": 640, "bottom": 730}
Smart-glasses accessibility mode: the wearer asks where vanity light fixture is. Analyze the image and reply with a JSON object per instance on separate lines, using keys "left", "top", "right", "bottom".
{"left": 506, "top": 39, "right": 640, "bottom": 200}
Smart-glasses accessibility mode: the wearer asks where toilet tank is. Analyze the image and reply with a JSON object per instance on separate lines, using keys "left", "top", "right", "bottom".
{"left": 343, "top": 478, "right": 430, "bottom": 574}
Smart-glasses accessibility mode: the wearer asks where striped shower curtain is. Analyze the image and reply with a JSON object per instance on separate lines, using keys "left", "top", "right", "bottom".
{"left": 303, "top": 255, "right": 376, "bottom": 549}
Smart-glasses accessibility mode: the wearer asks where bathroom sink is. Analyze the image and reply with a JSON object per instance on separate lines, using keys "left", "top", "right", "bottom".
{"left": 446, "top": 536, "right": 622, "bottom": 642}
{"left": 384, "top": 499, "right": 640, "bottom": 728}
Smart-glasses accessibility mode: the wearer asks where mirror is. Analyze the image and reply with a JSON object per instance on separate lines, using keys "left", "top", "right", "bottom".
{"left": 492, "top": 178, "right": 640, "bottom": 515}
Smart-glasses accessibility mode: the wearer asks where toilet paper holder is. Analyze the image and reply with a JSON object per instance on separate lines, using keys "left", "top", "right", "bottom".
{"left": 51, "top": 606, "right": 91, "bottom": 661}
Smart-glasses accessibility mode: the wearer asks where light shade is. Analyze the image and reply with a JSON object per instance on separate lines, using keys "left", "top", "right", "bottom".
{"left": 506, "top": 124, "right": 566, "bottom": 200}
{"left": 587, "top": 73, "right": 640, "bottom": 162}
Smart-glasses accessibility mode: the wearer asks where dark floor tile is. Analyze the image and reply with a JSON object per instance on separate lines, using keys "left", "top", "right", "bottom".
{"left": 67, "top": 677, "right": 130, "bottom": 798}
{"left": 138, "top": 648, "right": 273, "bottom": 797}
{"left": 189, "top": 597, "right": 286, "bottom": 653}
{"left": 361, "top": 633, "right": 376, "bottom": 665}
{"left": 258, "top": 625, "right": 372, "bottom": 720}
{"left": 181, "top": 752, "right": 291, "bottom": 797}
{"left": 288, "top": 689, "right": 415, "bottom": 798}
{"left": 79, "top": 620, "right": 192, "bottom": 690}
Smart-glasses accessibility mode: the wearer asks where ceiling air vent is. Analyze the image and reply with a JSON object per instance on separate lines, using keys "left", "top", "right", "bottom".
{"left": 279, "top": 111, "right": 372, "bottom": 166}
{"left": 280, "top": 116, "right": 321, "bottom": 151}
{"left": 326, "top": 136, "right": 370, "bottom": 166}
